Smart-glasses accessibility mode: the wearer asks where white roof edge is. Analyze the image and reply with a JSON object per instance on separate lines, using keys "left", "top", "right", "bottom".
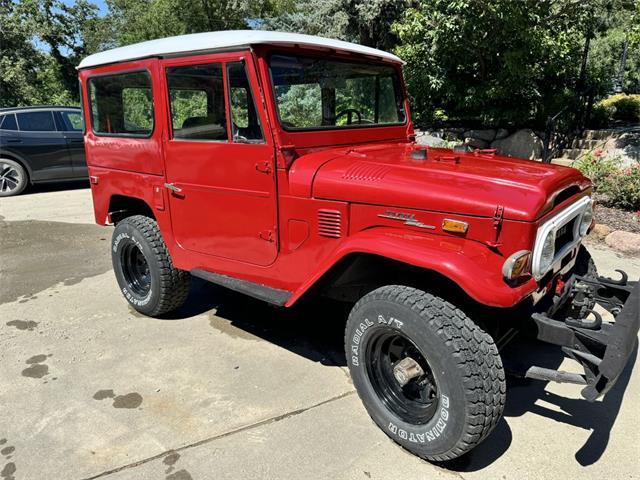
{"left": 78, "top": 30, "right": 404, "bottom": 69}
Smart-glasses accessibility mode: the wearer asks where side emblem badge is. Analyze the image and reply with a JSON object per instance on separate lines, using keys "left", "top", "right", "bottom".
{"left": 378, "top": 211, "right": 436, "bottom": 230}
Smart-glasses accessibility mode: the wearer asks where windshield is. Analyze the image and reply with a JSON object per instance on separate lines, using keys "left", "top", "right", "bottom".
{"left": 268, "top": 54, "right": 406, "bottom": 131}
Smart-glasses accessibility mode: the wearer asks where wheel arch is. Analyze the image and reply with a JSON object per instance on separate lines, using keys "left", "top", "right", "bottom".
{"left": 0, "top": 150, "right": 33, "bottom": 183}
{"left": 108, "top": 194, "right": 156, "bottom": 224}
{"left": 286, "top": 227, "right": 537, "bottom": 309}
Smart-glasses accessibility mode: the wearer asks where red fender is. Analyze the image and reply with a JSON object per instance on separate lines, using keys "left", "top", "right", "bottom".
{"left": 286, "top": 227, "right": 537, "bottom": 308}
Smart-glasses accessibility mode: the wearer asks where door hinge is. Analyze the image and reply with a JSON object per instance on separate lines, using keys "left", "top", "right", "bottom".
{"left": 255, "top": 161, "right": 272, "bottom": 174}
{"left": 259, "top": 229, "right": 275, "bottom": 242}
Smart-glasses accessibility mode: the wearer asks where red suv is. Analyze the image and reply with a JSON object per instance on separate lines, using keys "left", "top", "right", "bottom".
{"left": 78, "top": 30, "right": 639, "bottom": 462}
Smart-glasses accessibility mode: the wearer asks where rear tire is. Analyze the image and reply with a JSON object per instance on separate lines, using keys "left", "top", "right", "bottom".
{"left": 0, "top": 158, "right": 28, "bottom": 197}
{"left": 345, "top": 285, "right": 505, "bottom": 461}
{"left": 111, "top": 215, "right": 190, "bottom": 316}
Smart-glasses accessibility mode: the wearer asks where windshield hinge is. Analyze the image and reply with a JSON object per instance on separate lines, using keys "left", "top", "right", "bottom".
{"left": 488, "top": 205, "right": 505, "bottom": 248}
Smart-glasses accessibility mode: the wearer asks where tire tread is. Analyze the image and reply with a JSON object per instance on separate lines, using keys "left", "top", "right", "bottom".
{"left": 346, "top": 285, "right": 506, "bottom": 462}
{"left": 119, "top": 215, "right": 190, "bottom": 316}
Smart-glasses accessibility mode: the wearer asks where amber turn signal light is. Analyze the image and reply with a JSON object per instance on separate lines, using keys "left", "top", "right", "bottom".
{"left": 442, "top": 219, "right": 468, "bottom": 233}
{"left": 502, "top": 250, "right": 532, "bottom": 283}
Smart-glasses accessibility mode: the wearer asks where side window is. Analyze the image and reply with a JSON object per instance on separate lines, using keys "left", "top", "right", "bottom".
{"left": 227, "top": 62, "right": 264, "bottom": 142}
{"left": 88, "top": 71, "right": 154, "bottom": 136}
{"left": 60, "top": 111, "right": 84, "bottom": 132}
{"left": 0, "top": 114, "right": 18, "bottom": 131}
{"left": 16, "top": 111, "right": 56, "bottom": 131}
{"left": 167, "top": 63, "right": 227, "bottom": 141}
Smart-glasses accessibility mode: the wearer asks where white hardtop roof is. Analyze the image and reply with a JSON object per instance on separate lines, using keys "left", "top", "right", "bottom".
{"left": 78, "top": 30, "right": 403, "bottom": 69}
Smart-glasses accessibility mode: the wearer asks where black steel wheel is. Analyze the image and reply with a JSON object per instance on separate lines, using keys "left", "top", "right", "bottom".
{"left": 365, "top": 329, "right": 439, "bottom": 425}
{"left": 111, "top": 215, "right": 190, "bottom": 317}
{"left": 120, "top": 242, "right": 152, "bottom": 297}
{"left": 345, "top": 285, "right": 506, "bottom": 462}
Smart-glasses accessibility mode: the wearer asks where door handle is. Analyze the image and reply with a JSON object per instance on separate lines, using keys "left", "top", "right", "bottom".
{"left": 6, "top": 139, "right": 21, "bottom": 143}
{"left": 164, "top": 183, "right": 183, "bottom": 193}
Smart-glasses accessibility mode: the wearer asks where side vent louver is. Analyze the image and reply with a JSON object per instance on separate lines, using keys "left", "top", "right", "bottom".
{"left": 318, "top": 209, "right": 342, "bottom": 238}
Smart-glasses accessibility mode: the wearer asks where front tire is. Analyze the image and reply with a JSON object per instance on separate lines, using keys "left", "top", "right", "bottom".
{"left": 0, "top": 158, "right": 28, "bottom": 197}
{"left": 345, "top": 285, "right": 505, "bottom": 461}
{"left": 112, "top": 215, "right": 190, "bottom": 316}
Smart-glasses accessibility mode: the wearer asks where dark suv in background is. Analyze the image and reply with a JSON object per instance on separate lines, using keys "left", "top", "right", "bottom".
{"left": 0, "top": 106, "right": 87, "bottom": 197}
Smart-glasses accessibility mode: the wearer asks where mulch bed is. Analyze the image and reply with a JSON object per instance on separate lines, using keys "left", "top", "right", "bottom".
{"left": 594, "top": 204, "right": 640, "bottom": 234}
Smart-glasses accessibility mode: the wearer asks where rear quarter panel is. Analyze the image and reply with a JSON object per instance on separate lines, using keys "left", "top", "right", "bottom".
{"left": 79, "top": 59, "right": 165, "bottom": 176}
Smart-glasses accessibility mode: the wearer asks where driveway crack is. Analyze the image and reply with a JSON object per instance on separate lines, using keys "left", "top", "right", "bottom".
{"left": 81, "top": 390, "right": 355, "bottom": 480}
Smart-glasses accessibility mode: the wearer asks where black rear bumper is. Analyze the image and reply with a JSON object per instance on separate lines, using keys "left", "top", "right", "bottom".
{"left": 530, "top": 271, "right": 639, "bottom": 401}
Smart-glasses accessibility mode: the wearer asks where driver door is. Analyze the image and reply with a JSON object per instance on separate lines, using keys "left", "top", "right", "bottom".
{"left": 161, "top": 53, "right": 278, "bottom": 266}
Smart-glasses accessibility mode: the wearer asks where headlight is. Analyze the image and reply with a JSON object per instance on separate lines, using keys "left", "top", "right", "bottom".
{"left": 539, "top": 230, "right": 556, "bottom": 274}
{"left": 579, "top": 203, "right": 594, "bottom": 236}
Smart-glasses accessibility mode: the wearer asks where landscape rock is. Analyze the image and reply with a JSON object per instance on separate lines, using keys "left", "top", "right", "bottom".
{"left": 591, "top": 223, "right": 612, "bottom": 239}
{"left": 464, "top": 137, "right": 489, "bottom": 149}
{"left": 494, "top": 128, "right": 509, "bottom": 140}
{"left": 464, "top": 129, "right": 496, "bottom": 142}
{"left": 491, "top": 128, "right": 543, "bottom": 160}
{"left": 415, "top": 131, "right": 446, "bottom": 146}
{"left": 604, "top": 230, "right": 640, "bottom": 254}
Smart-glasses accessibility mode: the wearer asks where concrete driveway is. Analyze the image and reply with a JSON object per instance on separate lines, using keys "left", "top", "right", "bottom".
{"left": 1, "top": 186, "right": 639, "bottom": 480}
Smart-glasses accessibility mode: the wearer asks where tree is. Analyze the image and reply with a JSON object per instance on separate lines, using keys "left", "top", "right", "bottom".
{"left": 392, "top": 0, "right": 638, "bottom": 126}
{"left": 20, "top": 0, "right": 102, "bottom": 101}
{"left": 264, "top": 0, "right": 414, "bottom": 51}
{"left": 588, "top": 1, "right": 640, "bottom": 93}
{"left": 102, "top": 0, "right": 294, "bottom": 46}
{"left": 0, "top": 0, "right": 47, "bottom": 107}
{"left": 0, "top": 0, "right": 103, "bottom": 107}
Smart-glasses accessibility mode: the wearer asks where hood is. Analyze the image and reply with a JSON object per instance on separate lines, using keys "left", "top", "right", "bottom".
{"left": 289, "top": 143, "right": 591, "bottom": 221}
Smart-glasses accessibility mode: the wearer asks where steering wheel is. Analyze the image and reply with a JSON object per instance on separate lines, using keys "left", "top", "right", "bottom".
{"left": 336, "top": 108, "right": 363, "bottom": 125}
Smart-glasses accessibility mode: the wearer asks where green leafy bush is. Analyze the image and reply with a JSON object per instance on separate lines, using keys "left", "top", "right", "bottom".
{"left": 604, "top": 166, "right": 640, "bottom": 210}
{"left": 596, "top": 94, "right": 640, "bottom": 124}
{"left": 575, "top": 153, "right": 618, "bottom": 188}
{"left": 576, "top": 153, "right": 640, "bottom": 210}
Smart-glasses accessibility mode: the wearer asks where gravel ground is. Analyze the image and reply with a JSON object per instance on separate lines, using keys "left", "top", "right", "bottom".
{"left": 594, "top": 204, "right": 640, "bottom": 234}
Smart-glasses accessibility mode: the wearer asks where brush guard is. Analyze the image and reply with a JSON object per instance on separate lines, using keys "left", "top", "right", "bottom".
{"left": 529, "top": 270, "right": 639, "bottom": 401}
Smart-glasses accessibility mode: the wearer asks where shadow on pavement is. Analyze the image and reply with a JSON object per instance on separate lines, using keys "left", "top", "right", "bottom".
{"left": 156, "top": 277, "right": 636, "bottom": 471}
{"left": 160, "top": 277, "right": 349, "bottom": 367}
{"left": 21, "top": 179, "right": 89, "bottom": 196}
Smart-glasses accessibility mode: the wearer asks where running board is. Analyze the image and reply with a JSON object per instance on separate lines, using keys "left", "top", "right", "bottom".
{"left": 191, "top": 269, "right": 292, "bottom": 306}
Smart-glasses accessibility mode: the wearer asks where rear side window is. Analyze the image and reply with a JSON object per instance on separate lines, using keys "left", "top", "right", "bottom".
{"left": 0, "top": 114, "right": 18, "bottom": 130}
{"left": 166, "top": 63, "right": 227, "bottom": 141}
{"left": 16, "top": 111, "right": 56, "bottom": 131}
{"left": 88, "top": 71, "right": 154, "bottom": 137}
{"left": 60, "top": 111, "right": 84, "bottom": 131}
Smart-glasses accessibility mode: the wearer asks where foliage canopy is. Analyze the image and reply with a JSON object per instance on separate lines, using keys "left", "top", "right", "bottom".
{"left": 1, "top": 0, "right": 639, "bottom": 132}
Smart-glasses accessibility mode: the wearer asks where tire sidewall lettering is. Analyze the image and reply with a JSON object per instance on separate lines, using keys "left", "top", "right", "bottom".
{"left": 112, "top": 228, "right": 153, "bottom": 306}
{"left": 350, "top": 313, "right": 403, "bottom": 369}
{"left": 348, "top": 309, "right": 455, "bottom": 448}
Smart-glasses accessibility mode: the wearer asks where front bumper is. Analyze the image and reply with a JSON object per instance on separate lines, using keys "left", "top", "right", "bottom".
{"left": 530, "top": 271, "right": 639, "bottom": 401}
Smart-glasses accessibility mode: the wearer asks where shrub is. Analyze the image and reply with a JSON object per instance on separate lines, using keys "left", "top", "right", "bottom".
{"left": 597, "top": 94, "right": 640, "bottom": 123}
{"left": 576, "top": 153, "right": 640, "bottom": 210}
{"left": 575, "top": 152, "right": 618, "bottom": 189}
{"left": 605, "top": 166, "right": 640, "bottom": 210}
